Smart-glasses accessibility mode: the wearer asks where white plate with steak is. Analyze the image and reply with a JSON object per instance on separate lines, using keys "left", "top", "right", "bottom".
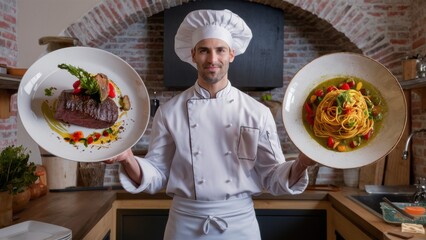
{"left": 17, "top": 47, "right": 150, "bottom": 162}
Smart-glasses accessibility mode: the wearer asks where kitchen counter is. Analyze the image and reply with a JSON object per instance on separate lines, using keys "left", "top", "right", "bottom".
{"left": 10, "top": 190, "right": 117, "bottom": 240}
{"left": 328, "top": 189, "right": 426, "bottom": 240}
{"left": 6, "top": 188, "right": 425, "bottom": 240}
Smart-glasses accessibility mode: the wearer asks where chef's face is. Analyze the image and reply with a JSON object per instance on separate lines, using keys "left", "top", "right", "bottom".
{"left": 191, "top": 38, "right": 235, "bottom": 85}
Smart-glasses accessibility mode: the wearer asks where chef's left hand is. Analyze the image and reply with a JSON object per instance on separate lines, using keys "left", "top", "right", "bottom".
{"left": 288, "top": 152, "right": 316, "bottom": 187}
{"left": 297, "top": 152, "right": 316, "bottom": 168}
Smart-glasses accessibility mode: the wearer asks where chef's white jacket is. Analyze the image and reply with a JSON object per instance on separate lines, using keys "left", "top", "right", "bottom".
{"left": 119, "top": 81, "right": 308, "bottom": 201}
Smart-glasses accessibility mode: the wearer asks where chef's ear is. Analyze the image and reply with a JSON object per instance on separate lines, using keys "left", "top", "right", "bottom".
{"left": 229, "top": 48, "right": 235, "bottom": 63}
{"left": 191, "top": 47, "right": 196, "bottom": 63}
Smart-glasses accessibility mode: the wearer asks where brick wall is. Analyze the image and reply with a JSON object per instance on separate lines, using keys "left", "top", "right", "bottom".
{"left": 0, "top": 0, "right": 17, "bottom": 66}
{"left": 0, "top": 0, "right": 17, "bottom": 150}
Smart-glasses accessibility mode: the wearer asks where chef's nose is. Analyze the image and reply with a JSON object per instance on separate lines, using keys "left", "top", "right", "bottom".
{"left": 207, "top": 51, "right": 218, "bottom": 63}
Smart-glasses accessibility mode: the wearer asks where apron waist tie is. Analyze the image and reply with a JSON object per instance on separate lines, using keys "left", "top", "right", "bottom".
{"left": 203, "top": 215, "right": 228, "bottom": 234}
{"left": 170, "top": 195, "right": 254, "bottom": 236}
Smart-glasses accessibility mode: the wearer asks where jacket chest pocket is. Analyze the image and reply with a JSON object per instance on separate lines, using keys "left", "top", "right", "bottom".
{"left": 237, "top": 127, "right": 260, "bottom": 161}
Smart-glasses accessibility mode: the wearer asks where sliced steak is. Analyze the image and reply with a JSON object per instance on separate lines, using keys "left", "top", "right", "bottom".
{"left": 54, "top": 90, "right": 119, "bottom": 129}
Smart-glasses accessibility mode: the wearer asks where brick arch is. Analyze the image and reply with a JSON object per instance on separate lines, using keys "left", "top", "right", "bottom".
{"left": 63, "top": 0, "right": 410, "bottom": 73}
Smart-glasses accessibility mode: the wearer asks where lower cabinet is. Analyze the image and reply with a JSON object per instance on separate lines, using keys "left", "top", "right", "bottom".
{"left": 116, "top": 209, "right": 327, "bottom": 240}
{"left": 256, "top": 209, "right": 327, "bottom": 240}
{"left": 116, "top": 209, "right": 168, "bottom": 240}
{"left": 331, "top": 207, "right": 374, "bottom": 240}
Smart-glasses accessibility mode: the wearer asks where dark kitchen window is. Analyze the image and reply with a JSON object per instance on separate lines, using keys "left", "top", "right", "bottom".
{"left": 163, "top": 0, "right": 284, "bottom": 90}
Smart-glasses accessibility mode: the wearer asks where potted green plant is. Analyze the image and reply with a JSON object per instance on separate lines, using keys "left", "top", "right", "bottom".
{"left": 0, "top": 145, "right": 37, "bottom": 223}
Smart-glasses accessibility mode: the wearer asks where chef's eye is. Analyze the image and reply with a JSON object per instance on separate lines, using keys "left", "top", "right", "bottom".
{"left": 198, "top": 48, "right": 209, "bottom": 54}
{"left": 217, "top": 47, "right": 227, "bottom": 53}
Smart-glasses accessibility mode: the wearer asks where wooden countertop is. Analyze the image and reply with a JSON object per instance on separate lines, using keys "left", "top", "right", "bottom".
{"left": 328, "top": 189, "right": 425, "bottom": 240}
{"left": 5, "top": 188, "right": 425, "bottom": 240}
{"left": 11, "top": 190, "right": 117, "bottom": 240}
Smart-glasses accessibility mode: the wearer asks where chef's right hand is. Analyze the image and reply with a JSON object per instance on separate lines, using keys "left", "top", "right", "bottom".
{"left": 104, "top": 148, "right": 142, "bottom": 185}
{"left": 103, "top": 148, "right": 135, "bottom": 165}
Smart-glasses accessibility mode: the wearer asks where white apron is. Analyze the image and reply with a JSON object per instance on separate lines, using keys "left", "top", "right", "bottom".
{"left": 164, "top": 196, "right": 261, "bottom": 240}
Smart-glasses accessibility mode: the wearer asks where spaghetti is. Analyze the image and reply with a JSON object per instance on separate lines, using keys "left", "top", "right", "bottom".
{"left": 313, "top": 89, "right": 374, "bottom": 140}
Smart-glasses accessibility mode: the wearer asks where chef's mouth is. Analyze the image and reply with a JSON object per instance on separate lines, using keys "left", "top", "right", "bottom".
{"left": 204, "top": 64, "right": 221, "bottom": 71}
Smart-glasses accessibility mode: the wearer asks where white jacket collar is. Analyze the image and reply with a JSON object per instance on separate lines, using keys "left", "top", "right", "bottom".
{"left": 194, "top": 80, "right": 232, "bottom": 99}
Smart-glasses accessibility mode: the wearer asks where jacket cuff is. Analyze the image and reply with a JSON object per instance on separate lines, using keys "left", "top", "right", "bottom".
{"left": 278, "top": 161, "right": 309, "bottom": 194}
{"left": 118, "top": 156, "right": 154, "bottom": 193}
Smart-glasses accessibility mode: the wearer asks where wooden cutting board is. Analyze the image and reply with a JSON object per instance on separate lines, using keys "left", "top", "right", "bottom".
{"left": 383, "top": 90, "right": 411, "bottom": 185}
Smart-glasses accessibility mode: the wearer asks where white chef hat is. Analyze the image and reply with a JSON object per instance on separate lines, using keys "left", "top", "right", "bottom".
{"left": 175, "top": 9, "right": 253, "bottom": 68}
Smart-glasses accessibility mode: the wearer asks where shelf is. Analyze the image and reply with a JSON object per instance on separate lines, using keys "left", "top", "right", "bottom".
{"left": 399, "top": 77, "right": 426, "bottom": 89}
{"left": 0, "top": 73, "right": 21, "bottom": 90}
{"left": 399, "top": 76, "right": 426, "bottom": 111}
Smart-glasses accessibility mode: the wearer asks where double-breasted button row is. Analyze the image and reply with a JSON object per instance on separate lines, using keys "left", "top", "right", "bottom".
{"left": 197, "top": 178, "right": 233, "bottom": 184}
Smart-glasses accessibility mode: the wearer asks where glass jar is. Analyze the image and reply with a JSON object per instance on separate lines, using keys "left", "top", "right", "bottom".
{"left": 417, "top": 57, "right": 426, "bottom": 78}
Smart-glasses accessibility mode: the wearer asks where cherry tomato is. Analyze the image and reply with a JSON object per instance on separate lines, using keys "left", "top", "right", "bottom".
{"left": 327, "top": 136, "right": 335, "bottom": 148}
{"left": 364, "top": 129, "right": 373, "bottom": 140}
{"left": 306, "top": 114, "right": 314, "bottom": 126}
{"left": 360, "top": 88, "right": 370, "bottom": 96}
{"left": 339, "top": 83, "right": 350, "bottom": 90}
{"left": 72, "top": 131, "right": 84, "bottom": 142}
{"left": 304, "top": 102, "right": 313, "bottom": 115}
{"left": 349, "top": 140, "right": 359, "bottom": 148}
{"left": 73, "top": 88, "right": 81, "bottom": 94}
{"left": 326, "top": 86, "right": 338, "bottom": 93}
{"left": 72, "top": 80, "right": 81, "bottom": 94}
{"left": 87, "top": 136, "right": 94, "bottom": 144}
{"left": 314, "top": 89, "right": 324, "bottom": 97}
{"left": 346, "top": 79, "right": 355, "bottom": 88}
{"left": 94, "top": 132, "right": 101, "bottom": 140}
{"left": 108, "top": 82, "right": 116, "bottom": 98}
{"left": 73, "top": 80, "right": 81, "bottom": 89}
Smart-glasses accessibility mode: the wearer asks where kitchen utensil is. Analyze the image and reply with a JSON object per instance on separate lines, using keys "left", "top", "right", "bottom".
{"left": 282, "top": 52, "right": 407, "bottom": 169}
{"left": 387, "top": 231, "right": 413, "bottom": 239}
{"left": 17, "top": 47, "right": 150, "bottom": 162}
{"left": 306, "top": 184, "right": 339, "bottom": 191}
{"left": 382, "top": 197, "right": 415, "bottom": 220}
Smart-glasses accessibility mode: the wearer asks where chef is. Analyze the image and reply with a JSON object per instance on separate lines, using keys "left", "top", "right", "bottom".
{"left": 106, "top": 9, "right": 316, "bottom": 239}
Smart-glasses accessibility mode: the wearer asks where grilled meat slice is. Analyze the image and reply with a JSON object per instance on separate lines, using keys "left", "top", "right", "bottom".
{"left": 54, "top": 90, "right": 119, "bottom": 129}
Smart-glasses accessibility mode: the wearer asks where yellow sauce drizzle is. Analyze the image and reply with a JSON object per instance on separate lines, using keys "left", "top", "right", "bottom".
{"left": 41, "top": 100, "right": 68, "bottom": 137}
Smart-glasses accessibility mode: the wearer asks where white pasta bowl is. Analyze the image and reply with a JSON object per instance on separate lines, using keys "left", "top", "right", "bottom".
{"left": 282, "top": 52, "right": 407, "bottom": 169}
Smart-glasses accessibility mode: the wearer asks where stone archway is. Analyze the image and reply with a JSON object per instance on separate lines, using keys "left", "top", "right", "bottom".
{"left": 63, "top": 0, "right": 411, "bottom": 74}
